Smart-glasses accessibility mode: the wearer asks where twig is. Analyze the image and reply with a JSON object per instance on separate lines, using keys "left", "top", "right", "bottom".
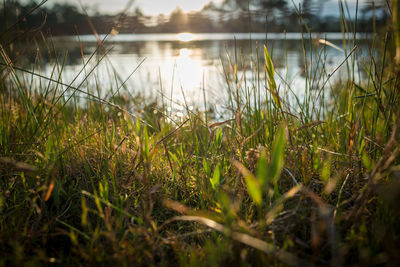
{"left": 159, "top": 215, "right": 310, "bottom": 267}
{"left": 284, "top": 167, "right": 299, "bottom": 185}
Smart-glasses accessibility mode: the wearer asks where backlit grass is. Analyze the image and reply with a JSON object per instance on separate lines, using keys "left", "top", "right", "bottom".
{"left": 0, "top": 2, "right": 399, "bottom": 266}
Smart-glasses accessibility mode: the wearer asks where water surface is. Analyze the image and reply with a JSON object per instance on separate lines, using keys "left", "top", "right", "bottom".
{"left": 44, "top": 33, "right": 370, "bottom": 118}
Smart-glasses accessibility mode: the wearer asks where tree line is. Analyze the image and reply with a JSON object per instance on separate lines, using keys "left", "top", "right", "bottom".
{"left": 0, "top": 0, "right": 388, "bottom": 36}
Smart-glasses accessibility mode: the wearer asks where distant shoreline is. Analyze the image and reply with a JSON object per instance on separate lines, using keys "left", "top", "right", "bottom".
{"left": 51, "top": 32, "right": 374, "bottom": 43}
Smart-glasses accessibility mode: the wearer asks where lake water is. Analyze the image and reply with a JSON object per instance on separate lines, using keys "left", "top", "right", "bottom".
{"left": 43, "top": 33, "right": 371, "bottom": 119}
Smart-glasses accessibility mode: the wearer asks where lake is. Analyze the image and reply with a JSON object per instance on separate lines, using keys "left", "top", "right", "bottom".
{"left": 42, "top": 32, "right": 371, "bottom": 119}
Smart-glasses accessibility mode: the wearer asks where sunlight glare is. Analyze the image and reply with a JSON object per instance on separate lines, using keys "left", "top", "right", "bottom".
{"left": 177, "top": 32, "right": 195, "bottom": 42}
{"left": 175, "top": 48, "right": 203, "bottom": 97}
{"left": 179, "top": 48, "right": 190, "bottom": 57}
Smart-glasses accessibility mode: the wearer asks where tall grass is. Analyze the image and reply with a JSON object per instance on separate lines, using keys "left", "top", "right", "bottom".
{"left": 0, "top": 1, "right": 399, "bottom": 266}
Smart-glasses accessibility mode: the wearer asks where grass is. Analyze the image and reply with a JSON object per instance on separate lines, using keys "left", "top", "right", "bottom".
{"left": 0, "top": 2, "right": 400, "bottom": 266}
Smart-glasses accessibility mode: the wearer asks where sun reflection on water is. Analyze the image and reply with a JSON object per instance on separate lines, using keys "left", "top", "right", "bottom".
{"left": 175, "top": 48, "right": 203, "bottom": 94}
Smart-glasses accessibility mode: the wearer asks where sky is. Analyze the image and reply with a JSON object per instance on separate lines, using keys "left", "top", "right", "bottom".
{"left": 47, "top": 0, "right": 374, "bottom": 16}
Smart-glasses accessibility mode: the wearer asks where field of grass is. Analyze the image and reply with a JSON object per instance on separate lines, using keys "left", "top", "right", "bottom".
{"left": 1, "top": 2, "right": 400, "bottom": 266}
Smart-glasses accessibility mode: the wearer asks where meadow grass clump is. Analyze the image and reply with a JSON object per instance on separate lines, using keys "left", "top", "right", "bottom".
{"left": 0, "top": 2, "right": 400, "bottom": 267}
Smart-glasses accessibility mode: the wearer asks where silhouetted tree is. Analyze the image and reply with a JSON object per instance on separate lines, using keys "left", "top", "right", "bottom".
{"left": 164, "top": 7, "right": 188, "bottom": 32}
{"left": 0, "top": 0, "right": 388, "bottom": 35}
{"left": 187, "top": 12, "right": 216, "bottom": 32}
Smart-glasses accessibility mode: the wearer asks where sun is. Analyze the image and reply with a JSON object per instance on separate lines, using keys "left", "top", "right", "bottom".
{"left": 177, "top": 32, "right": 195, "bottom": 42}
